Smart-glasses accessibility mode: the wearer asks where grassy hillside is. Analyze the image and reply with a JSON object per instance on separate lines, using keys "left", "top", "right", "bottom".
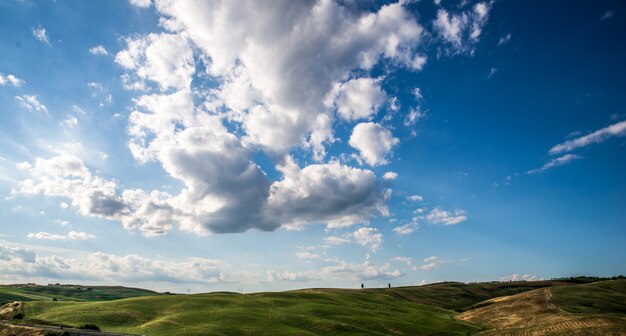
{"left": 21, "top": 290, "right": 482, "bottom": 336}
{"left": 8, "top": 279, "right": 625, "bottom": 335}
{"left": 551, "top": 279, "right": 626, "bottom": 315}
{"left": 0, "top": 284, "right": 160, "bottom": 304}
{"left": 359, "top": 280, "right": 573, "bottom": 311}
{"left": 458, "top": 279, "right": 626, "bottom": 335}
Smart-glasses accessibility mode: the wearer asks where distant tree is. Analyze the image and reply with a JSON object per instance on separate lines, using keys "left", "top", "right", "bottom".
{"left": 52, "top": 297, "right": 58, "bottom": 301}
{"left": 361, "top": 283, "right": 364, "bottom": 289}
{"left": 388, "top": 283, "right": 391, "bottom": 288}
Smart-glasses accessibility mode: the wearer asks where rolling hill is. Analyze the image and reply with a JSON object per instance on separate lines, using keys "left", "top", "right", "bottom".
{"left": 0, "top": 284, "right": 160, "bottom": 304}
{"left": 458, "top": 279, "right": 626, "bottom": 335}
{"left": 0, "top": 278, "right": 624, "bottom": 335}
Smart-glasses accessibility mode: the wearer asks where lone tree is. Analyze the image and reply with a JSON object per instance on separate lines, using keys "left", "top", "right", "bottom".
{"left": 361, "top": 283, "right": 364, "bottom": 289}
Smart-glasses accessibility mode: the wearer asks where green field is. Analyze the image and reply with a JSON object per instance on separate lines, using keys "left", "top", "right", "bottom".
{"left": 2, "top": 278, "right": 624, "bottom": 335}
{"left": 0, "top": 284, "right": 160, "bottom": 304}
{"left": 20, "top": 290, "right": 482, "bottom": 335}
{"left": 551, "top": 279, "right": 626, "bottom": 315}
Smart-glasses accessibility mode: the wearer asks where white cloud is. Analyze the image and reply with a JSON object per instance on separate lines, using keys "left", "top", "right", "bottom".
{"left": 14, "top": 155, "right": 142, "bottom": 232}
{"left": 500, "top": 273, "right": 541, "bottom": 282}
{"left": 433, "top": 2, "right": 491, "bottom": 55}
{"left": 67, "top": 231, "right": 96, "bottom": 240}
{"left": 149, "top": 0, "right": 423, "bottom": 159}
{"left": 349, "top": 122, "right": 399, "bottom": 166}
{"left": 0, "top": 242, "right": 247, "bottom": 285}
{"left": 27, "top": 232, "right": 66, "bottom": 240}
{"left": 129, "top": 0, "right": 152, "bottom": 8}
{"left": 527, "top": 154, "right": 582, "bottom": 174}
{"left": 382, "top": 171, "right": 398, "bottom": 180}
{"left": 269, "top": 156, "right": 389, "bottom": 230}
{"left": 55, "top": 219, "right": 69, "bottom": 226}
{"left": 408, "top": 194, "right": 423, "bottom": 202}
{"left": 549, "top": 120, "right": 626, "bottom": 154}
{"left": 99, "top": 152, "right": 109, "bottom": 162}
{"left": 266, "top": 270, "right": 318, "bottom": 282}
{"left": 327, "top": 77, "right": 386, "bottom": 121}
{"left": 413, "top": 87, "right": 423, "bottom": 100}
{"left": 15, "top": 95, "right": 48, "bottom": 113}
{"left": 498, "top": 33, "right": 511, "bottom": 46}
{"left": 72, "top": 105, "right": 87, "bottom": 115}
{"left": 295, "top": 251, "right": 320, "bottom": 260}
{"left": 0, "top": 244, "right": 36, "bottom": 263}
{"left": 60, "top": 116, "right": 79, "bottom": 128}
{"left": 419, "top": 256, "right": 441, "bottom": 270}
{"left": 17, "top": 152, "right": 389, "bottom": 237}
{"left": 321, "top": 260, "right": 401, "bottom": 281}
{"left": 87, "top": 82, "right": 104, "bottom": 91}
{"left": 353, "top": 227, "right": 383, "bottom": 252}
{"left": 426, "top": 207, "right": 467, "bottom": 225}
{"left": 404, "top": 107, "right": 424, "bottom": 126}
{"left": 32, "top": 26, "right": 50, "bottom": 45}
{"left": 487, "top": 67, "right": 497, "bottom": 79}
{"left": 27, "top": 231, "right": 95, "bottom": 240}
{"left": 324, "top": 236, "right": 350, "bottom": 245}
{"left": 393, "top": 223, "right": 415, "bottom": 235}
{"left": 0, "top": 73, "right": 24, "bottom": 87}
{"left": 115, "top": 33, "right": 195, "bottom": 91}
{"left": 89, "top": 45, "right": 109, "bottom": 56}
{"left": 0, "top": 242, "right": 403, "bottom": 285}
{"left": 410, "top": 54, "right": 427, "bottom": 71}
{"left": 15, "top": 1, "right": 492, "bottom": 239}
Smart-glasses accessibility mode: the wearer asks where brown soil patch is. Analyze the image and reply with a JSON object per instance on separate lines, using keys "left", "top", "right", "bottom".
{"left": 0, "top": 303, "right": 21, "bottom": 321}
{"left": 458, "top": 288, "right": 626, "bottom": 335}
{"left": 0, "top": 324, "right": 46, "bottom": 336}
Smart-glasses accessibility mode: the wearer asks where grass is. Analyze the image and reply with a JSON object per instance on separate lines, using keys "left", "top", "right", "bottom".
{"left": 22, "top": 290, "right": 482, "bottom": 335}
{"left": 361, "top": 280, "right": 573, "bottom": 311}
{"left": 458, "top": 279, "right": 626, "bottom": 335}
{"left": 551, "top": 279, "right": 626, "bottom": 315}
{"left": 9, "top": 278, "right": 625, "bottom": 335}
{"left": 0, "top": 284, "right": 160, "bottom": 304}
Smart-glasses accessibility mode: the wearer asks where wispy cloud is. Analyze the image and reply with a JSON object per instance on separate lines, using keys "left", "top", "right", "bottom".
{"left": 89, "top": 45, "right": 109, "bottom": 56}
{"left": 0, "top": 73, "right": 24, "bottom": 87}
{"left": 500, "top": 273, "right": 542, "bottom": 282}
{"left": 426, "top": 207, "right": 467, "bottom": 225}
{"left": 601, "top": 10, "right": 614, "bottom": 21}
{"left": 393, "top": 223, "right": 416, "bottom": 235}
{"left": 528, "top": 154, "right": 582, "bottom": 174}
{"left": 27, "top": 231, "right": 95, "bottom": 240}
{"left": 15, "top": 95, "right": 48, "bottom": 113}
{"left": 433, "top": 2, "right": 491, "bottom": 55}
{"left": 32, "top": 26, "right": 50, "bottom": 45}
{"left": 353, "top": 227, "right": 383, "bottom": 252}
{"left": 407, "top": 194, "right": 423, "bottom": 202}
{"left": 498, "top": 33, "right": 511, "bottom": 46}
{"left": 549, "top": 120, "right": 626, "bottom": 154}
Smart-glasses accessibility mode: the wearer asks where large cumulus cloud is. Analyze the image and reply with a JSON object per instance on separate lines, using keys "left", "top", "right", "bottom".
{"left": 15, "top": 0, "right": 491, "bottom": 236}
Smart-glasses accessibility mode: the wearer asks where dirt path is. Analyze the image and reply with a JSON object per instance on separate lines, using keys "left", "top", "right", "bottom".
{"left": 457, "top": 288, "right": 626, "bottom": 335}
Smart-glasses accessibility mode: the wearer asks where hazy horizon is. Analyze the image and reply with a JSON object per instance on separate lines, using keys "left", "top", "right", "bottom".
{"left": 1, "top": 0, "right": 625, "bottom": 294}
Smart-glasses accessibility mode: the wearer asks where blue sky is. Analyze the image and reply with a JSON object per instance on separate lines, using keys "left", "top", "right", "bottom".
{"left": 0, "top": 0, "right": 625, "bottom": 292}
